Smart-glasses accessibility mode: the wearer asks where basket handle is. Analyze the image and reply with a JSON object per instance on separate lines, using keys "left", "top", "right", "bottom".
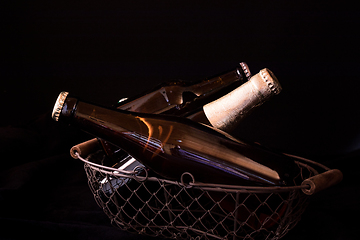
{"left": 70, "top": 138, "right": 101, "bottom": 159}
{"left": 301, "top": 169, "right": 343, "bottom": 195}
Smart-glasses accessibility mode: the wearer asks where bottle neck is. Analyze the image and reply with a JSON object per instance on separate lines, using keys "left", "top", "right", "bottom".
{"left": 187, "top": 67, "right": 244, "bottom": 96}
{"left": 61, "top": 98, "right": 132, "bottom": 132}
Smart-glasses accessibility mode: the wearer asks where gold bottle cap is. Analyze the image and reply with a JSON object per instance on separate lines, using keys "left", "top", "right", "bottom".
{"left": 52, "top": 91, "right": 69, "bottom": 121}
{"left": 259, "top": 68, "right": 282, "bottom": 95}
{"left": 249, "top": 68, "right": 282, "bottom": 99}
{"left": 239, "top": 62, "right": 251, "bottom": 78}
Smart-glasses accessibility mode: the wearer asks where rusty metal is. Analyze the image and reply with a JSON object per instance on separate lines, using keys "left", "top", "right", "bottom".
{"left": 73, "top": 146, "right": 341, "bottom": 240}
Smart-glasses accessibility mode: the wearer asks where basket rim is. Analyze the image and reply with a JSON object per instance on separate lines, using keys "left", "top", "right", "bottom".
{"left": 75, "top": 151, "right": 327, "bottom": 193}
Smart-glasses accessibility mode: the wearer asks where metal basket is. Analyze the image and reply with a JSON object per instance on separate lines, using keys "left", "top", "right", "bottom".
{"left": 73, "top": 142, "right": 342, "bottom": 240}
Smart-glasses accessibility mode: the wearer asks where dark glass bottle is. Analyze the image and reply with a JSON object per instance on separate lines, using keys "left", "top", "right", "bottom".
{"left": 113, "top": 62, "right": 251, "bottom": 113}
{"left": 100, "top": 62, "right": 251, "bottom": 162}
{"left": 52, "top": 91, "right": 298, "bottom": 186}
{"left": 102, "top": 67, "right": 281, "bottom": 162}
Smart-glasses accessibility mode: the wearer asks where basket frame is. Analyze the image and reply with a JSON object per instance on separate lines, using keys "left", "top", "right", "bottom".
{"left": 75, "top": 150, "right": 329, "bottom": 240}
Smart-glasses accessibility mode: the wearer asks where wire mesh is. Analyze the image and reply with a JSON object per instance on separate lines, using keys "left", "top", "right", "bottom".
{"left": 81, "top": 150, "right": 318, "bottom": 240}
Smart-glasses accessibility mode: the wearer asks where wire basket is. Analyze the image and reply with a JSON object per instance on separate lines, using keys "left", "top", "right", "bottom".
{"left": 73, "top": 141, "right": 342, "bottom": 240}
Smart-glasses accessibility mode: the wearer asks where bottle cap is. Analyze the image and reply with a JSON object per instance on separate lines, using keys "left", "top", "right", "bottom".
{"left": 52, "top": 91, "right": 69, "bottom": 121}
{"left": 239, "top": 62, "right": 251, "bottom": 78}
{"left": 251, "top": 68, "right": 282, "bottom": 98}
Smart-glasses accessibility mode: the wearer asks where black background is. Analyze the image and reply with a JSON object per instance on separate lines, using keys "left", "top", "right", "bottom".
{"left": 1, "top": 1, "right": 359, "bottom": 239}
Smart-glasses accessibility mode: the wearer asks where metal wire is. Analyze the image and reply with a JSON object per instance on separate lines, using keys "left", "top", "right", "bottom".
{"left": 76, "top": 152, "right": 311, "bottom": 193}
{"left": 80, "top": 150, "right": 321, "bottom": 240}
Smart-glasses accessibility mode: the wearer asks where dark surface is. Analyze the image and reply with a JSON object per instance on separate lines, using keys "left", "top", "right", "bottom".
{"left": 1, "top": 1, "right": 359, "bottom": 239}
